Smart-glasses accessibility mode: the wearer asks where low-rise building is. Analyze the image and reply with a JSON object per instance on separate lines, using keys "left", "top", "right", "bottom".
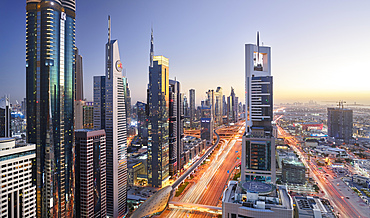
{"left": 294, "top": 196, "right": 336, "bottom": 218}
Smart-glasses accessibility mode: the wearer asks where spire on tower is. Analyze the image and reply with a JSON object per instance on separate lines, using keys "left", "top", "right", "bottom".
{"left": 150, "top": 27, "right": 154, "bottom": 67}
{"left": 108, "top": 15, "right": 111, "bottom": 43}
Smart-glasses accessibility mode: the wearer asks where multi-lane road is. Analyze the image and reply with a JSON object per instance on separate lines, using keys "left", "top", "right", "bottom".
{"left": 278, "top": 125, "right": 369, "bottom": 218}
{"left": 160, "top": 123, "right": 244, "bottom": 217}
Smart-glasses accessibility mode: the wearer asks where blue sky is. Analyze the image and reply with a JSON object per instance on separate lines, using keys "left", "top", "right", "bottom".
{"left": 1, "top": 0, "right": 369, "bottom": 105}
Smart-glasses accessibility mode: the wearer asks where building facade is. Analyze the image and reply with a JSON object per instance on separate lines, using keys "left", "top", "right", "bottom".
{"left": 282, "top": 159, "right": 305, "bottom": 184}
{"left": 215, "top": 87, "right": 223, "bottom": 126}
{"left": 93, "top": 17, "right": 128, "bottom": 217}
{"left": 147, "top": 54, "right": 170, "bottom": 188}
{"left": 242, "top": 32, "right": 276, "bottom": 184}
{"left": 75, "top": 129, "right": 106, "bottom": 218}
{"left": 327, "top": 107, "right": 353, "bottom": 143}
{"left": 169, "top": 79, "right": 184, "bottom": 175}
{"left": 189, "top": 89, "right": 195, "bottom": 128}
{"left": 83, "top": 101, "right": 94, "bottom": 129}
{"left": 201, "top": 101, "right": 213, "bottom": 145}
{"left": 0, "top": 138, "right": 36, "bottom": 217}
{"left": 26, "top": 0, "right": 76, "bottom": 216}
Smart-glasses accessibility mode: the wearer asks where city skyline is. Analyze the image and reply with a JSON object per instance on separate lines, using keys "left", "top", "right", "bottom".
{"left": 1, "top": 0, "right": 370, "bottom": 105}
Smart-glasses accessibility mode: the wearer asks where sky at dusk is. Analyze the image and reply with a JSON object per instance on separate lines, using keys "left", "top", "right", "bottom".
{"left": 0, "top": 0, "right": 369, "bottom": 105}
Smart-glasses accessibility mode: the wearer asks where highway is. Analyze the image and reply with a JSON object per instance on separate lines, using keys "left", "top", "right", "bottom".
{"left": 278, "top": 125, "right": 369, "bottom": 218}
{"left": 161, "top": 123, "right": 244, "bottom": 218}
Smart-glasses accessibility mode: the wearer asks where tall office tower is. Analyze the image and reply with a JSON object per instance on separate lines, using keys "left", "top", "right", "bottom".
{"left": 189, "top": 89, "right": 196, "bottom": 128}
{"left": 235, "top": 96, "right": 239, "bottom": 121}
{"left": 327, "top": 105, "right": 353, "bottom": 143}
{"left": 201, "top": 101, "right": 214, "bottom": 145}
{"left": 147, "top": 30, "right": 170, "bottom": 187}
{"left": 0, "top": 96, "right": 11, "bottom": 137}
{"left": 22, "top": 98, "right": 27, "bottom": 117}
{"left": 242, "top": 32, "right": 275, "bottom": 184}
{"left": 222, "top": 95, "right": 227, "bottom": 116}
{"left": 228, "top": 87, "right": 237, "bottom": 123}
{"left": 75, "top": 129, "right": 106, "bottom": 218}
{"left": 206, "top": 89, "right": 215, "bottom": 120}
{"left": 169, "top": 80, "right": 178, "bottom": 176}
{"left": 74, "top": 48, "right": 84, "bottom": 129}
{"left": 83, "top": 101, "right": 94, "bottom": 129}
{"left": 93, "top": 16, "right": 128, "bottom": 217}
{"left": 26, "top": 1, "right": 76, "bottom": 216}
{"left": 0, "top": 138, "right": 36, "bottom": 217}
{"left": 136, "top": 101, "right": 148, "bottom": 145}
{"left": 183, "top": 95, "right": 189, "bottom": 117}
{"left": 93, "top": 76, "right": 106, "bottom": 130}
{"left": 169, "top": 80, "right": 185, "bottom": 175}
{"left": 215, "top": 87, "right": 223, "bottom": 126}
{"left": 75, "top": 48, "right": 83, "bottom": 101}
{"left": 124, "top": 79, "right": 131, "bottom": 127}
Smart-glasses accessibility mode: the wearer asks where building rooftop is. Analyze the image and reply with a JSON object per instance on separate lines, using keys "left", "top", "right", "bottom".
{"left": 294, "top": 196, "right": 336, "bottom": 218}
{"left": 282, "top": 159, "right": 305, "bottom": 167}
{"left": 223, "top": 181, "right": 293, "bottom": 211}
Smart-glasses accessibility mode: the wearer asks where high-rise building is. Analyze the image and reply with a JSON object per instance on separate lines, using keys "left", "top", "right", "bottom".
{"left": 136, "top": 101, "right": 148, "bottom": 145}
{"left": 222, "top": 95, "right": 227, "bottom": 116}
{"left": 0, "top": 138, "right": 36, "bottom": 217}
{"left": 83, "top": 101, "right": 94, "bottom": 129}
{"left": 26, "top": 0, "right": 76, "bottom": 216}
{"left": 183, "top": 95, "right": 189, "bottom": 117}
{"left": 124, "top": 79, "right": 131, "bottom": 127}
{"left": 147, "top": 29, "right": 170, "bottom": 188}
{"left": 75, "top": 48, "right": 83, "bottom": 101}
{"left": 169, "top": 79, "right": 185, "bottom": 175}
{"left": 74, "top": 48, "right": 84, "bottom": 130}
{"left": 93, "top": 16, "right": 128, "bottom": 217}
{"left": 242, "top": 32, "right": 275, "bottom": 184}
{"left": 93, "top": 76, "right": 106, "bottom": 130}
{"left": 227, "top": 87, "right": 237, "bottom": 124}
{"left": 327, "top": 106, "right": 353, "bottom": 143}
{"left": 206, "top": 89, "right": 215, "bottom": 120}
{"left": 201, "top": 101, "right": 213, "bottom": 145}
{"left": 0, "top": 96, "right": 11, "bottom": 137}
{"left": 189, "top": 89, "right": 195, "bottom": 128}
{"left": 75, "top": 129, "right": 106, "bottom": 218}
{"left": 215, "top": 87, "right": 223, "bottom": 125}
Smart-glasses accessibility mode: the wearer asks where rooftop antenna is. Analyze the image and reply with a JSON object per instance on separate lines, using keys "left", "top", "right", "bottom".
{"left": 108, "top": 15, "right": 111, "bottom": 43}
{"left": 150, "top": 26, "right": 154, "bottom": 67}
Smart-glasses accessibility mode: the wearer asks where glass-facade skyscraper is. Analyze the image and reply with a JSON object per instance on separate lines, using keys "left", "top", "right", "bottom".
{"left": 242, "top": 32, "right": 276, "bottom": 184}
{"left": 93, "top": 17, "right": 128, "bottom": 217}
{"left": 26, "top": 0, "right": 76, "bottom": 217}
{"left": 147, "top": 31, "right": 170, "bottom": 188}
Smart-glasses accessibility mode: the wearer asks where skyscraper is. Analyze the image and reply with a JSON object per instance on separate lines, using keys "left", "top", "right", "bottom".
{"left": 0, "top": 96, "right": 11, "bottom": 137}
{"left": 189, "top": 89, "right": 196, "bottom": 128}
{"left": 75, "top": 129, "right": 106, "bottom": 218}
{"left": 201, "top": 101, "right": 214, "bottom": 145}
{"left": 93, "top": 16, "right": 128, "bottom": 217}
{"left": 83, "top": 101, "right": 94, "bottom": 129}
{"left": 242, "top": 32, "right": 275, "bottom": 184}
{"left": 215, "top": 87, "right": 223, "bottom": 126}
{"left": 327, "top": 105, "right": 353, "bottom": 143}
{"left": 26, "top": 0, "right": 76, "bottom": 216}
{"left": 169, "top": 79, "right": 185, "bottom": 175}
{"left": 147, "top": 30, "right": 170, "bottom": 188}
{"left": 136, "top": 101, "right": 148, "bottom": 145}
{"left": 0, "top": 138, "right": 36, "bottom": 217}
{"left": 75, "top": 48, "right": 83, "bottom": 101}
